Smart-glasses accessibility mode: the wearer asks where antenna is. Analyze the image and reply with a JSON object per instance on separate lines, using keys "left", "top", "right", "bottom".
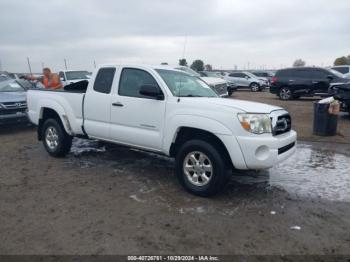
{"left": 64, "top": 58, "right": 68, "bottom": 70}
{"left": 27, "top": 57, "right": 33, "bottom": 76}
{"left": 0, "top": 58, "right": 2, "bottom": 71}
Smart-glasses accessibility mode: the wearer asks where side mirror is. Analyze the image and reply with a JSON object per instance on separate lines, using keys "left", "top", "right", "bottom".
{"left": 60, "top": 77, "right": 65, "bottom": 81}
{"left": 327, "top": 75, "right": 334, "bottom": 81}
{"left": 245, "top": 76, "right": 250, "bottom": 80}
{"left": 139, "top": 84, "right": 164, "bottom": 100}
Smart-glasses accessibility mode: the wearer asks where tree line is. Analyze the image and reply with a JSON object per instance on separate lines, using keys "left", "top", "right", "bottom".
{"left": 179, "top": 58, "right": 212, "bottom": 71}
{"left": 334, "top": 55, "right": 350, "bottom": 66}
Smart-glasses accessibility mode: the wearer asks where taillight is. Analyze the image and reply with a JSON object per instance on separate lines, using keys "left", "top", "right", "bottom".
{"left": 271, "top": 77, "right": 277, "bottom": 84}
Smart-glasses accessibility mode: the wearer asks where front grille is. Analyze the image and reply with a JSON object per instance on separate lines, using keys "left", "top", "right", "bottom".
{"left": 270, "top": 110, "right": 292, "bottom": 136}
{"left": 214, "top": 83, "right": 227, "bottom": 95}
{"left": 278, "top": 142, "right": 295, "bottom": 155}
{"left": 0, "top": 101, "right": 27, "bottom": 109}
{"left": 0, "top": 108, "right": 27, "bottom": 115}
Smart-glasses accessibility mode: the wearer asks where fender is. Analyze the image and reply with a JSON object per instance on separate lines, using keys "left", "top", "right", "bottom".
{"left": 162, "top": 114, "right": 233, "bottom": 154}
{"left": 37, "top": 99, "right": 73, "bottom": 136}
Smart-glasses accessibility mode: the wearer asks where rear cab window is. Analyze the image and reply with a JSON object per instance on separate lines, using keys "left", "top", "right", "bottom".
{"left": 93, "top": 67, "right": 116, "bottom": 94}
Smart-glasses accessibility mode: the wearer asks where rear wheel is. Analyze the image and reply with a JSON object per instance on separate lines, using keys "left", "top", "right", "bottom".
{"left": 250, "top": 83, "right": 260, "bottom": 92}
{"left": 42, "top": 118, "right": 72, "bottom": 157}
{"left": 175, "top": 140, "right": 228, "bottom": 197}
{"left": 279, "top": 87, "right": 293, "bottom": 100}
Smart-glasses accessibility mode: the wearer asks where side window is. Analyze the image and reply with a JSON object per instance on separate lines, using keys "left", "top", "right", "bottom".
{"left": 230, "top": 73, "right": 244, "bottom": 78}
{"left": 311, "top": 70, "right": 328, "bottom": 79}
{"left": 294, "top": 70, "right": 311, "bottom": 78}
{"left": 119, "top": 68, "right": 161, "bottom": 98}
{"left": 277, "top": 70, "right": 292, "bottom": 78}
{"left": 59, "top": 72, "right": 65, "bottom": 80}
{"left": 93, "top": 67, "right": 116, "bottom": 94}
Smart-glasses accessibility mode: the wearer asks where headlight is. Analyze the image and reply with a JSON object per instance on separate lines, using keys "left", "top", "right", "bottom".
{"left": 237, "top": 113, "right": 272, "bottom": 134}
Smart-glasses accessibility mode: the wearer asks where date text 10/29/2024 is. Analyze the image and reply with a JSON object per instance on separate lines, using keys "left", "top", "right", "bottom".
{"left": 127, "top": 256, "right": 220, "bottom": 261}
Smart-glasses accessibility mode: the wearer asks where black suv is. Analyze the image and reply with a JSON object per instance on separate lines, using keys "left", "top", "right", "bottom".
{"left": 270, "top": 67, "right": 349, "bottom": 100}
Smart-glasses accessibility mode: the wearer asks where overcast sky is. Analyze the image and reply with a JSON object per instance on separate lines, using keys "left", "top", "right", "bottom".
{"left": 0, "top": 0, "right": 349, "bottom": 72}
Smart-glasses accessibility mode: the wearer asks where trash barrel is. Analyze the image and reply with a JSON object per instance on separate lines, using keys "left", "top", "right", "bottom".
{"left": 313, "top": 102, "right": 338, "bottom": 136}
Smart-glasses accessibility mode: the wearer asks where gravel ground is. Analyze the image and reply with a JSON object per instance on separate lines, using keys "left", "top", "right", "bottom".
{"left": 0, "top": 92, "right": 350, "bottom": 257}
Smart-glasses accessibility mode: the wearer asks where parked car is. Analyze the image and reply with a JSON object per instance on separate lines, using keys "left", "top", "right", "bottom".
{"left": 224, "top": 71, "right": 267, "bottom": 92}
{"left": 0, "top": 79, "right": 29, "bottom": 125}
{"left": 251, "top": 71, "right": 274, "bottom": 84}
{"left": 333, "top": 83, "right": 350, "bottom": 115}
{"left": 0, "top": 74, "right": 10, "bottom": 82}
{"left": 174, "top": 66, "right": 232, "bottom": 97}
{"left": 0, "top": 71, "right": 20, "bottom": 80}
{"left": 200, "top": 71, "right": 224, "bottom": 78}
{"left": 27, "top": 64, "right": 296, "bottom": 196}
{"left": 58, "top": 70, "right": 91, "bottom": 86}
{"left": 331, "top": 66, "right": 350, "bottom": 75}
{"left": 270, "top": 67, "right": 350, "bottom": 100}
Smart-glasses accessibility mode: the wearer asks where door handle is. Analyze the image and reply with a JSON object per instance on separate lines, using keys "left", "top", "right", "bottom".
{"left": 112, "top": 102, "right": 124, "bottom": 107}
{"left": 289, "top": 80, "right": 295, "bottom": 82}
{"left": 312, "top": 81, "right": 320, "bottom": 84}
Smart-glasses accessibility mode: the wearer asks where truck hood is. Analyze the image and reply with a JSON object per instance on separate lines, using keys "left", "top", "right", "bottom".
{"left": 201, "top": 98, "right": 282, "bottom": 113}
{"left": 200, "top": 77, "right": 226, "bottom": 85}
{"left": 0, "top": 92, "right": 26, "bottom": 103}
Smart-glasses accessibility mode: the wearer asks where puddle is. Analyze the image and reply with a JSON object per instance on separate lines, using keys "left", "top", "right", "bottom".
{"left": 69, "top": 138, "right": 350, "bottom": 202}
{"left": 70, "top": 138, "right": 106, "bottom": 156}
{"left": 234, "top": 142, "right": 350, "bottom": 202}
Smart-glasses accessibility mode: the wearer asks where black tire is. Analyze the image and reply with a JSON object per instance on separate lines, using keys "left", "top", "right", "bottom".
{"left": 279, "top": 87, "right": 293, "bottom": 100}
{"left": 228, "top": 90, "right": 233, "bottom": 96}
{"left": 175, "top": 140, "right": 228, "bottom": 197}
{"left": 250, "top": 82, "right": 260, "bottom": 92}
{"left": 42, "top": 118, "right": 72, "bottom": 157}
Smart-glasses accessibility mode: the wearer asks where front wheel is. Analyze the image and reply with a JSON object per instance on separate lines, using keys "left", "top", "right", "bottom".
{"left": 175, "top": 140, "right": 228, "bottom": 197}
{"left": 250, "top": 83, "right": 260, "bottom": 92}
{"left": 279, "top": 87, "right": 293, "bottom": 100}
{"left": 42, "top": 118, "right": 72, "bottom": 157}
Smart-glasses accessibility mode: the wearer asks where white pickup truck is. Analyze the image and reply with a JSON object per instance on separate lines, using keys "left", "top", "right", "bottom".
{"left": 58, "top": 70, "right": 91, "bottom": 87}
{"left": 27, "top": 65, "right": 297, "bottom": 196}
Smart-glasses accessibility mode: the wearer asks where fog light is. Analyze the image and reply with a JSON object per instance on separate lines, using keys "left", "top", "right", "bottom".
{"left": 255, "top": 146, "right": 270, "bottom": 161}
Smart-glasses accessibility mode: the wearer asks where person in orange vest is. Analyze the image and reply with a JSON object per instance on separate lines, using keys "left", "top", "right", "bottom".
{"left": 27, "top": 68, "right": 62, "bottom": 89}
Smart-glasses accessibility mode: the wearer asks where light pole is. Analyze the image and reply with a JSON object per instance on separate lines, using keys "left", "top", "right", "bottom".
{"left": 27, "top": 57, "right": 33, "bottom": 76}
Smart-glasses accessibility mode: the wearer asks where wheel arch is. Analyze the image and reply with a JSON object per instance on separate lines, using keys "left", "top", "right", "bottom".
{"left": 169, "top": 127, "right": 234, "bottom": 169}
{"left": 38, "top": 107, "right": 70, "bottom": 140}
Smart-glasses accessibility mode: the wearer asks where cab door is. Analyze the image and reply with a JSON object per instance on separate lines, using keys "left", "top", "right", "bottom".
{"left": 109, "top": 67, "right": 166, "bottom": 151}
{"left": 83, "top": 67, "right": 116, "bottom": 140}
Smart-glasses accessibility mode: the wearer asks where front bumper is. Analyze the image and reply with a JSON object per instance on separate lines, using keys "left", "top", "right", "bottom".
{"left": 0, "top": 112, "right": 29, "bottom": 125}
{"left": 235, "top": 130, "right": 297, "bottom": 169}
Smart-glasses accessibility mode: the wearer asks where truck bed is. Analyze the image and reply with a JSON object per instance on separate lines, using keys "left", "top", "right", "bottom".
{"left": 27, "top": 88, "right": 85, "bottom": 135}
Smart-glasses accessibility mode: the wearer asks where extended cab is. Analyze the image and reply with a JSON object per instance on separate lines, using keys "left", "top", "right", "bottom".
{"left": 27, "top": 65, "right": 297, "bottom": 196}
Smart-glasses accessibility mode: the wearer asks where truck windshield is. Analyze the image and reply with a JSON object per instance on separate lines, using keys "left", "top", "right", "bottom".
{"left": 65, "top": 71, "right": 90, "bottom": 80}
{"left": 156, "top": 69, "right": 218, "bottom": 97}
{"left": 0, "top": 80, "right": 25, "bottom": 92}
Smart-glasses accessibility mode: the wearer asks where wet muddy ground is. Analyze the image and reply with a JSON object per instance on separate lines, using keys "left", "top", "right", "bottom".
{"left": 1, "top": 91, "right": 350, "bottom": 256}
{"left": 1, "top": 124, "right": 350, "bottom": 255}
